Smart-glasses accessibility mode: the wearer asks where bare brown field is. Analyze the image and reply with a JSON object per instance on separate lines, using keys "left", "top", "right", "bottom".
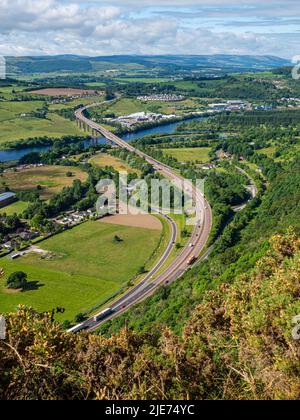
{"left": 30, "top": 88, "right": 97, "bottom": 97}
{"left": 99, "top": 214, "right": 162, "bottom": 231}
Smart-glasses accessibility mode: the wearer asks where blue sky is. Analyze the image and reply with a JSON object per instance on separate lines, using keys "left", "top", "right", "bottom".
{"left": 0, "top": 0, "right": 299, "bottom": 58}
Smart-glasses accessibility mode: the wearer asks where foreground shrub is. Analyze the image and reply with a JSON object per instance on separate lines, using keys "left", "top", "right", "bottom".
{"left": 0, "top": 231, "right": 299, "bottom": 400}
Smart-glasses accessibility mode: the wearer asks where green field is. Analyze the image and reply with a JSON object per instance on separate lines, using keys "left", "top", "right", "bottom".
{"left": 0, "top": 100, "right": 45, "bottom": 122}
{"left": 99, "top": 97, "right": 197, "bottom": 117}
{"left": 103, "top": 98, "right": 149, "bottom": 116}
{"left": 0, "top": 86, "right": 27, "bottom": 94}
{"left": 84, "top": 82, "right": 107, "bottom": 88}
{"left": 48, "top": 96, "right": 105, "bottom": 111}
{"left": 258, "top": 146, "right": 276, "bottom": 156}
{"left": 153, "top": 213, "right": 193, "bottom": 279}
{"left": 89, "top": 153, "right": 139, "bottom": 174}
{"left": 0, "top": 221, "right": 161, "bottom": 322}
{"left": 170, "top": 80, "right": 204, "bottom": 93}
{"left": 0, "top": 201, "right": 28, "bottom": 216}
{"left": 0, "top": 100, "right": 84, "bottom": 144}
{"left": 115, "top": 77, "right": 171, "bottom": 84}
{"left": 0, "top": 85, "right": 29, "bottom": 100}
{"left": 163, "top": 147, "right": 211, "bottom": 163}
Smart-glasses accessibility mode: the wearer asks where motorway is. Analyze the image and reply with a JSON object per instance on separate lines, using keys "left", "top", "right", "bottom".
{"left": 70, "top": 104, "right": 213, "bottom": 332}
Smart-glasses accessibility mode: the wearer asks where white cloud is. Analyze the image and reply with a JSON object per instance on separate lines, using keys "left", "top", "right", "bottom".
{"left": 0, "top": 0, "right": 299, "bottom": 58}
{"left": 0, "top": 0, "right": 121, "bottom": 32}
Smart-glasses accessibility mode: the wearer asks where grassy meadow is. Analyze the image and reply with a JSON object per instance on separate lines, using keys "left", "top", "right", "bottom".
{"left": 0, "top": 221, "right": 162, "bottom": 322}
{"left": 89, "top": 153, "right": 139, "bottom": 174}
{"left": 96, "top": 97, "right": 199, "bottom": 117}
{"left": 0, "top": 100, "right": 84, "bottom": 144}
{"left": 163, "top": 147, "right": 211, "bottom": 163}
{"left": 0, "top": 201, "right": 28, "bottom": 216}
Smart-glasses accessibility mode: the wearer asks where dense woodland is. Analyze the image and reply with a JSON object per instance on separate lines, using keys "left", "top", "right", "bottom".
{"left": 215, "top": 110, "right": 300, "bottom": 127}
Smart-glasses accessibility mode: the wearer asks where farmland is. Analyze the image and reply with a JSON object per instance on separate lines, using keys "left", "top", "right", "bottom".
{"left": 0, "top": 201, "right": 28, "bottom": 216}
{"left": 100, "top": 214, "right": 162, "bottom": 230}
{"left": 114, "top": 77, "right": 171, "bottom": 84}
{"left": 95, "top": 97, "right": 200, "bottom": 118}
{"left": 48, "top": 96, "right": 105, "bottom": 111}
{"left": 0, "top": 221, "right": 162, "bottom": 322}
{"left": 102, "top": 98, "right": 149, "bottom": 116}
{"left": 0, "top": 165, "right": 88, "bottom": 200}
{"left": 89, "top": 153, "right": 139, "bottom": 174}
{"left": 162, "top": 147, "right": 212, "bottom": 163}
{"left": 0, "top": 103, "right": 83, "bottom": 144}
{"left": 30, "top": 88, "right": 98, "bottom": 96}
{"left": 0, "top": 100, "right": 45, "bottom": 122}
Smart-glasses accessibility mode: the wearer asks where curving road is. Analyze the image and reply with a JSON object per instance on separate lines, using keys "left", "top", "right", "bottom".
{"left": 232, "top": 166, "right": 259, "bottom": 213}
{"left": 69, "top": 104, "right": 213, "bottom": 332}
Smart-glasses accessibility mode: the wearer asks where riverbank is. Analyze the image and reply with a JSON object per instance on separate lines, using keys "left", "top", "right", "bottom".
{"left": 0, "top": 115, "right": 207, "bottom": 163}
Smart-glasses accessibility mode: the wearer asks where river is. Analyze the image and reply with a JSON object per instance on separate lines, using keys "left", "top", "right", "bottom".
{"left": 0, "top": 117, "right": 203, "bottom": 163}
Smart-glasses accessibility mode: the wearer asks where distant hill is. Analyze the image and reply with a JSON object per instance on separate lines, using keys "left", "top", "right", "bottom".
{"left": 5, "top": 54, "right": 290, "bottom": 75}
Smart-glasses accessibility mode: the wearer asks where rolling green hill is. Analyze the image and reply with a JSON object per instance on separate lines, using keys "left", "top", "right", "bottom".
{"left": 6, "top": 54, "right": 289, "bottom": 76}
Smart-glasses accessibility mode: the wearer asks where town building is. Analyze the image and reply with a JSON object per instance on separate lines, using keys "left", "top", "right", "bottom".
{"left": 113, "top": 112, "right": 177, "bottom": 128}
{"left": 19, "top": 231, "right": 39, "bottom": 241}
{"left": 209, "top": 100, "right": 251, "bottom": 112}
{"left": 255, "top": 105, "right": 273, "bottom": 111}
{"left": 201, "top": 163, "right": 216, "bottom": 170}
{"left": 3, "top": 241, "right": 13, "bottom": 251}
{"left": 209, "top": 103, "right": 228, "bottom": 111}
